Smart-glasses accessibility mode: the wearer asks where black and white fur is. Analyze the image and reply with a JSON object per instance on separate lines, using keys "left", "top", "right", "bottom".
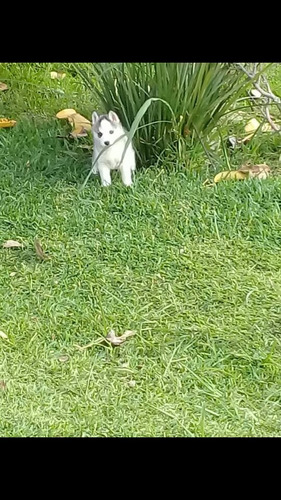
{"left": 91, "top": 111, "right": 136, "bottom": 187}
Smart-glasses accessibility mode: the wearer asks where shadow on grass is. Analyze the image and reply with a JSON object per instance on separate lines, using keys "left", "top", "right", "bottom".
{"left": 0, "top": 117, "right": 93, "bottom": 187}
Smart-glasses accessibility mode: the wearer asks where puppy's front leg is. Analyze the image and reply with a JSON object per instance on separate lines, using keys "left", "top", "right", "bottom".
{"left": 120, "top": 163, "right": 133, "bottom": 187}
{"left": 99, "top": 164, "right": 112, "bottom": 187}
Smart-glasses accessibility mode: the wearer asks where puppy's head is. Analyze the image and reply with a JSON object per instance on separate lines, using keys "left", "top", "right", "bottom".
{"left": 92, "top": 110, "right": 123, "bottom": 148}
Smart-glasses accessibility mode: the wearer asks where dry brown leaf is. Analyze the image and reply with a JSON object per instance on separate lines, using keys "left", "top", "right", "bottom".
{"left": 0, "top": 381, "right": 7, "bottom": 390}
{"left": 3, "top": 240, "right": 23, "bottom": 248}
{"left": 106, "top": 329, "right": 136, "bottom": 346}
{"left": 50, "top": 71, "right": 66, "bottom": 80}
{"left": 0, "top": 331, "right": 8, "bottom": 339}
{"left": 34, "top": 239, "right": 50, "bottom": 260}
{"left": 214, "top": 170, "right": 248, "bottom": 183}
{"left": 58, "top": 355, "right": 69, "bottom": 362}
{"left": 70, "top": 127, "right": 88, "bottom": 138}
{"left": 56, "top": 109, "right": 77, "bottom": 119}
{"left": 183, "top": 125, "right": 190, "bottom": 136}
{"left": 0, "top": 118, "right": 16, "bottom": 128}
{"left": 0, "top": 82, "right": 8, "bottom": 91}
{"left": 238, "top": 163, "right": 271, "bottom": 179}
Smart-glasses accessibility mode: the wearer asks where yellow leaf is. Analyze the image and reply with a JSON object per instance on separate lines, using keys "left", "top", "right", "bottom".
{"left": 50, "top": 71, "right": 66, "bottom": 80}
{"left": 214, "top": 170, "right": 248, "bottom": 183}
{"left": 0, "top": 82, "right": 8, "bottom": 91}
{"left": 56, "top": 109, "right": 92, "bottom": 136}
{"left": 0, "top": 118, "right": 16, "bottom": 128}
{"left": 56, "top": 109, "right": 77, "bottom": 119}
{"left": 0, "top": 331, "right": 8, "bottom": 340}
{"left": 245, "top": 118, "right": 260, "bottom": 133}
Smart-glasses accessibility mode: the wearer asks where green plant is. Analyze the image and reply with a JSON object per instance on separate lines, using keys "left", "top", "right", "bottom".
{"left": 75, "top": 63, "right": 249, "bottom": 166}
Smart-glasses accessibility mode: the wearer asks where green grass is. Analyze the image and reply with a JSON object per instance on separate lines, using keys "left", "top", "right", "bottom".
{"left": 1, "top": 64, "right": 281, "bottom": 437}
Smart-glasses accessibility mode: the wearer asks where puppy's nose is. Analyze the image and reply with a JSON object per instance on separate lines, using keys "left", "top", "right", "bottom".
{"left": 104, "top": 141, "right": 109, "bottom": 146}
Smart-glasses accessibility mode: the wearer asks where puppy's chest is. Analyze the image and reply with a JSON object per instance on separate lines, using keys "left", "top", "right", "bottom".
{"left": 97, "top": 143, "right": 128, "bottom": 170}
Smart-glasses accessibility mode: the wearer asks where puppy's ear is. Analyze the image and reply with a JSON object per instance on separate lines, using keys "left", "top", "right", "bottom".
{"left": 92, "top": 111, "right": 99, "bottom": 125}
{"left": 108, "top": 111, "right": 120, "bottom": 123}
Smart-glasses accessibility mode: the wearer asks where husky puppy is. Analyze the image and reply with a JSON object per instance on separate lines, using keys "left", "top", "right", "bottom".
{"left": 91, "top": 110, "right": 136, "bottom": 187}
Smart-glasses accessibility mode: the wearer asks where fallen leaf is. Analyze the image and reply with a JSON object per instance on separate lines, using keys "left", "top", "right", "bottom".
{"left": 56, "top": 109, "right": 77, "bottom": 119}
{"left": 0, "top": 381, "right": 7, "bottom": 390}
{"left": 34, "top": 239, "right": 50, "bottom": 260}
{"left": 70, "top": 127, "right": 88, "bottom": 138}
{"left": 10, "top": 272, "right": 16, "bottom": 277}
{"left": 68, "top": 113, "right": 92, "bottom": 132}
{"left": 0, "top": 118, "right": 16, "bottom": 128}
{"left": 128, "top": 380, "right": 136, "bottom": 387}
{"left": 3, "top": 240, "right": 23, "bottom": 248}
{"left": 0, "top": 331, "right": 8, "bottom": 339}
{"left": 58, "top": 355, "right": 69, "bottom": 362}
{"left": 56, "top": 109, "right": 91, "bottom": 134}
{"left": 245, "top": 118, "right": 260, "bottom": 133}
{"left": 214, "top": 170, "right": 248, "bottom": 183}
{"left": 0, "top": 82, "right": 8, "bottom": 91}
{"left": 238, "top": 163, "right": 271, "bottom": 179}
{"left": 183, "top": 125, "right": 190, "bottom": 137}
{"left": 50, "top": 71, "right": 66, "bottom": 80}
{"left": 106, "top": 329, "right": 136, "bottom": 346}
{"left": 120, "top": 330, "right": 136, "bottom": 339}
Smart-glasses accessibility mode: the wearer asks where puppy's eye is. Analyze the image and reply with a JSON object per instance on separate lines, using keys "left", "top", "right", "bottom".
{"left": 98, "top": 132, "right": 102, "bottom": 138}
{"left": 109, "top": 130, "right": 114, "bottom": 134}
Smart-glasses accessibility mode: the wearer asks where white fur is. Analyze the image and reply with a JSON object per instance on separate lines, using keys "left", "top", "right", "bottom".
{"left": 91, "top": 111, "right": 136, "bottom": 187}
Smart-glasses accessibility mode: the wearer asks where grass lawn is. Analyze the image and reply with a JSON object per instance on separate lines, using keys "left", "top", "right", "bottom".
{"left": 1, "top": 63, "right": 281, "bottom": 437}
